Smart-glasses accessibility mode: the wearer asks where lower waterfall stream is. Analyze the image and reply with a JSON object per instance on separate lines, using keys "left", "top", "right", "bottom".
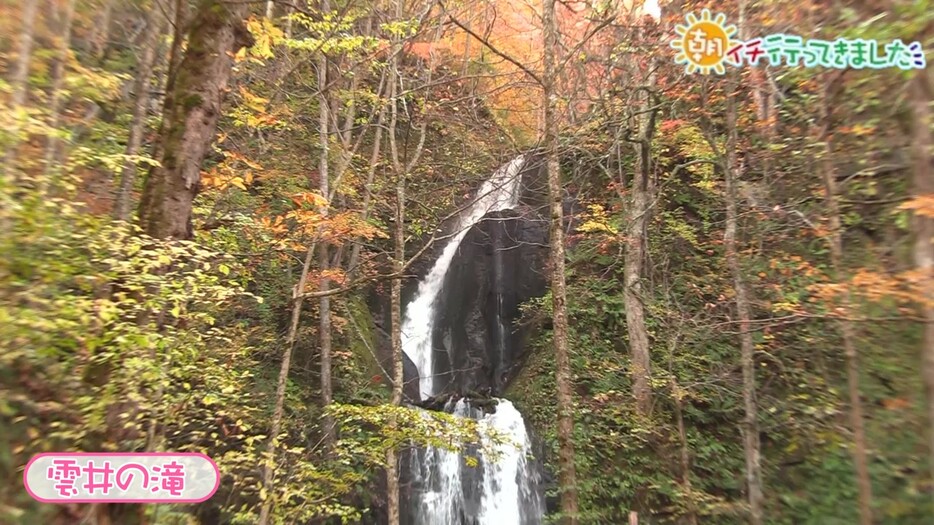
{"left": 400, "top": 156, "right": 545, "bottom": 524}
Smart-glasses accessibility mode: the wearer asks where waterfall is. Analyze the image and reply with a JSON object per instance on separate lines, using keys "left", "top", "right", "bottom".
{"left": 401, "top": 156, "right": 544, "bottom": 524}
{"left": 408, "top": 399, "right": 543, "bottom": 525}
{"left": 476, "top": 400, "right": 543, "bottom": 525}
{"left": 400, "top": 155, "right": 526, "bottom": 400}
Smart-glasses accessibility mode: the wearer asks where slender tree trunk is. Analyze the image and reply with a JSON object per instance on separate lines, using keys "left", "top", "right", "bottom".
{"left": 542, "top": 0, "right": 578, "bottom": 522}
{"left": 386, "top": 155, "right": 404, "bottom": 525}
{"left": 672, "top": 380, "right": 698, "bottom": 525}
{"left": 381, "top": 2, "right": 433, "bottom": 517}
{"left": 318, "top": 213, "right": 334, "bottom": 451}
{"left": 258, "top": 241, "right": 318, "bottom": 525}
{"left": 743, "top": 0, "right": 775, "bottom": 183}
{"left": 716, "top": 6, "right": 766, "bottom": 522}
{"left": 817, "top": 75, "right": 874, "bottom": 525}
{"left": 724, "top": 77, "right": 764, "bottom": 525}
{"left": 89, "top": 0, "right": 114, "bottom": 61}
{"left": 316, "top": 17, "right": 336, "bottom": 448}
{"left": 42, "top": 0, "right": 78, "bottom": 186}
{"left": 626, "top": 148, "right": 652, "bottom": 415}
{"left": 8, "top": 0, "right": 38, "bottom": 109}
{"left": 626, "top": 65, "right": 656, "bottom": 416}
{"left": 347, "top": 105, "right": 386, "bottom": 277}
{"left": 114, "top": 0, "right": 169, "bottom": 220}
{"left": 910, "top": 68, "right": 934, "bottom": 501}
{"left": 137, "top": 0, "right": 252, "bottom": 239}
{"left": 385, "top": 4, "right": 404, "bottom": 519}
{"left": 3, "top": 0, "right": 40, "bottom": 175}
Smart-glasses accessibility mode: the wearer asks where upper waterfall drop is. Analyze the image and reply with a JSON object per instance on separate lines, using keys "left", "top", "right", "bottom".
{"left": 401, "top": 155, "right": 527, "bottom": 400}
{"left": 400, "top": 154, "right": 544, "bottom": 525}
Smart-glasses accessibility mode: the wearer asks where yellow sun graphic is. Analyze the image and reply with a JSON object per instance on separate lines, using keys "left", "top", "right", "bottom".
{"left": 671, "top": 9, "right": 741, "bottom": 74}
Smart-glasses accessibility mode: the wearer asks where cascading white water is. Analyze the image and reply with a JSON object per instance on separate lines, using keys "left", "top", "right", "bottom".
{"left": 409, "top": 398, "right": 542, "bottom": 525}
{"left": 476, "top": 400, "right": 542, "bottom": 523}
{"left": 401, "top": 155, "right": 543, "bottom": 524}
{"left": 401, "top": 155, "right": 527, "bottom": 400}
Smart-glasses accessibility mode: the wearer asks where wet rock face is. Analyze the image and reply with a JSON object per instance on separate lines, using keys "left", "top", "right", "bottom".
{"left": 368, "top": 154, "right": 551, "bottom": 401}
{"left": 368, "top": 299, "right": 422, "bottom": 402}
{"left": 431, "top": 207, "right": 549, "bottom": 396}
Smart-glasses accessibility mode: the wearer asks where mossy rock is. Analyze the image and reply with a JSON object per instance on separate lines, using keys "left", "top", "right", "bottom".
{"left": 345, "top": 294, "right": 384, "bottom": 382}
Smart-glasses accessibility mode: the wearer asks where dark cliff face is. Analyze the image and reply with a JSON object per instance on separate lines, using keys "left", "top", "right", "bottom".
{"left": 431, "top": 204, "right": 549, "bottom": 396}
{"left": 368, "top": 291, "right": 422, "bottom": 402}
{"left": 415, "top": 154, "right": 581, "bottom": 398}
{"left": 368, "top": 154, "right": 552, "bottom": 401}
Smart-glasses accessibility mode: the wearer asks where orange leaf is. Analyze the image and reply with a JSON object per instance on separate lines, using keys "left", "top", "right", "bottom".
{"left": 898, "top": 194, "right": 934, "bottom": 218}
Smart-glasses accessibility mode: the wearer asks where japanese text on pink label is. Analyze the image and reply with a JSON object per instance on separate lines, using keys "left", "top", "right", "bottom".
{"left": 24, "top": 453, "right": 220, "bottom": 503}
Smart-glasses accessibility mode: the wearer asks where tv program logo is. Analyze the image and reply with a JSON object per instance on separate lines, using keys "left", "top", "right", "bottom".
{"left": 671, "top": 9, "right": 926, "bottom": 75}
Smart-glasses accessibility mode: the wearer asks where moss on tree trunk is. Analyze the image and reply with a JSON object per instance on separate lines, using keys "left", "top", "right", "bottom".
{"left": 137, "top": 0, "right": 253, "bottom": 239}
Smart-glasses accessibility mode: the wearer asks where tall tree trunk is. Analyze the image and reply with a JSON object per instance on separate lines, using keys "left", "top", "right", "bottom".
{"left": 722, "top": 5, "right": 766, "bottom": 522}
{"left": 114, "top": 0, "right": 169, "bottom": 220}
{"left": 316, "top": 11, "right": 336, "bottom": 448}
{"left": 8, "top": 0, "right": 38, "bottom": 109}
{"left": 626, "top": 65, "right": 656, "bottom": 417}
{"left": 385, "top": 4, "right": 404, "bottom": 519}
{"left": 346, "top": 103, "right": 386, "bottom": 277}
{"left": 137, "top": 0, "right": 187, "bottom": 223}
{"left": 724, "top": 77, "right": 765, "bottom": 525}
{"left": 42, "top": 0, "right": 78, "bottom": 186}
{"left": 673, "top": 380, "right": 698, "bottom": 525}
{"left": 382, "top": 2, "right": 432, "bottom": 517}
{"left": 386, "top": 150, "right": 404, "bottom": 525}
{"left": 3, "top": 0, "right": 40, "bottom": 175}
{"left": 258, "top": 241, "right": 318, "bottom": 525}
{"left": 817, "top": 74, "right": 874, "bottom": 525}
{"left": 137, "top": 0, "right": 252, "bottom": 239}
{"left": 89, "top": 0, "right": 114, "bottom": 61}
{"left": 910, "top": 68, "right": 934, "bottom": 500}
{"left": 542, "top": 0, "right": 579, "bottom": 522}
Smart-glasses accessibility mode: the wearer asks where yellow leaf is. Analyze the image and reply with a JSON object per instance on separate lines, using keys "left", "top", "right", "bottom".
{"left": 239, "top": 86, "right": 270, "bottom": 111}
{"left": 291, "top": 192, "right": 328, "bottom": 208}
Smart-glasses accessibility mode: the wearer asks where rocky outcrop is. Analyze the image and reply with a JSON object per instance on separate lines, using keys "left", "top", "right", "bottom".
{"left": 431, "top": 206, "right": 549, "bottom": 396}
{"left": 366, "top": 154, "right": 568, "bottom": 401}
{"left": 368, "top": 294, "right": 422, "bottom": 402}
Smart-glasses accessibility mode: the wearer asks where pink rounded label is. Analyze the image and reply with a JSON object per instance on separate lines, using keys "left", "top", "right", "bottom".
{"left": 24, "top": 453, "right": 220, "bottom": 503}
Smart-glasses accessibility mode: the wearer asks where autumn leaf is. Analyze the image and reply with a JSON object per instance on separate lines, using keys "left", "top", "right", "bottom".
{"left": 576, "top": 204, "right": 618, "bottom": 234}
{"left": 291, "top": 192, "right": 329, "bottom": 209}
{"left": 246, "top": 16, "right": 285, "bottom": 60}
{"left": 256, "top": 215, "right": 287, "bottom": 234}
{"left": 898, "top": 194, "right": 934, "bottom": 218}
